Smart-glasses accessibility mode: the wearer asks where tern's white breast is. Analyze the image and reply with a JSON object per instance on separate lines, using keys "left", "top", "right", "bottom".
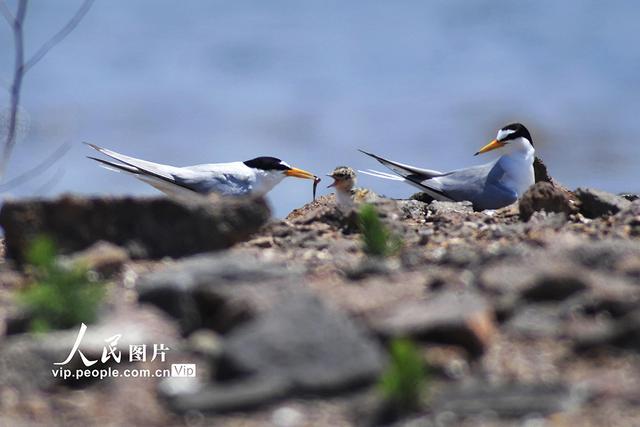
{"left": 497, "top": 137, "right": 535, "bottom": 197}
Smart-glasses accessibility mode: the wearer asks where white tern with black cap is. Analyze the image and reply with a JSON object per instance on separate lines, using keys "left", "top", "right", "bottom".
{"left": 359, "top": 123, "right": 536, "bottom": 210}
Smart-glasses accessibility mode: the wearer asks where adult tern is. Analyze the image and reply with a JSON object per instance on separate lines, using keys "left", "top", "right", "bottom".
{"left": 359, "top": 123, "right": 535, "bottom": 210}
{"left": 87, "top": 144, "right": 316, "bottom": 203}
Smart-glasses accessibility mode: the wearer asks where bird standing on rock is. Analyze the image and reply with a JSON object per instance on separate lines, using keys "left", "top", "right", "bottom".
{"left": 327, "top": 166, "right": 375, "bottom": 211}
{"left": 359, "top": 123, "right": 536, "bottom": 210}
{"left": 86, "top": 144, "right": 317, "bottom": 204}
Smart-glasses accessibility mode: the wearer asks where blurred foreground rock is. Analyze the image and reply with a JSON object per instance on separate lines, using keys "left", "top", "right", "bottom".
{"left": 165, "top": 294, "right": 384, "bottom": 413}
{"left": 0, "top": 306, "right": 178, "bottom": 391}
{"left": 369, "top": 290, "right": 495, "bottom": 357}
{"left": 431, "top": 382, "right": 587, "bottom": 417}
{"left": 519, "top": 181, "right": 576, "bottom": 221}
{"left": 61, "top": 241, "right": 130, "bottom": 277}
{"left": 575, "top": 187, "right": 632, "bottom": 218}
{"left": 137, "top": 251, "right": 303, "bottom": 335}
{"left": 2, "top": 184, "right": 640, "bottom": 426}
{"left": 0, "top": 194, "right": 270, "bottom": 262}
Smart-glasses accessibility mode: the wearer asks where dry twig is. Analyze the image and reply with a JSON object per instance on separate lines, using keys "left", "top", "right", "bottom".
{"left": 0, "top": 0, "right": 94, "bottom": 185}
{"left": 0, "top": 141, "right": 71, "bottom": 193}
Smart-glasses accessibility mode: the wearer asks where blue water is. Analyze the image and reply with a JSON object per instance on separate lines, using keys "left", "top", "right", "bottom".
{"left": 1, "top": 1, "right": 639, "bottom": 217}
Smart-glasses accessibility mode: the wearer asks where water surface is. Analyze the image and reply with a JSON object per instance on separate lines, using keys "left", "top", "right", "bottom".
{"left": 1, "top": 1, "right": 638, "bottom": 217}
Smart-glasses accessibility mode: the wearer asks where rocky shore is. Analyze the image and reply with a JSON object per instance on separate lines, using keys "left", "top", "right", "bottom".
{"left": 1, "top": 179, "right": 639, "bottom": 426}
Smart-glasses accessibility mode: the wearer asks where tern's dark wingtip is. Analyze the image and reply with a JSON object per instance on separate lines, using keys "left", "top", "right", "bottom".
{"left": 83, "top": 142, "right": 100, "bottom": 150}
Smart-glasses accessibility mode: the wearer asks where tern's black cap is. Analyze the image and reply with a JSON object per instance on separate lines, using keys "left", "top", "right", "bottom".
{"left": 500, "top": 123, "right": 533, "bottom": 146}
{"left": 243, "top": 156, "right": 290, "bottom": 171}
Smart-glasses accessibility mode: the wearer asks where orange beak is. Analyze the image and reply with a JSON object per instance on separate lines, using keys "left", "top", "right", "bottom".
{"left": 474, "top": 139, "right": 505, "bottom": 156}
{"left": 285, "top": 167, "right": 316, "bottom": 180}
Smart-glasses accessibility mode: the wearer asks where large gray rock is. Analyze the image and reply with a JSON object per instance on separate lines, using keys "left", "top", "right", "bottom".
{"left": 519, "top": 181, "right": 575, "bottom": 221}
{"left": 165, "top": 293, "right": 384, "bottom": 412}
{"left": 504, "top": 304, "right": 565, "bottom": 338}
{"left": 61, "top": 241, "right": 129, "bottom": 277}
{"left": 567, "top": 239, "right": 640, "bottom": 272}
{"left": 432, "top": 382, "right": 587, "bottom": 418}
{"left": 574, "top": 312, "right": 640, "bottom": 352}
{"left": 221, "top": 293, "right": 384, "bottom": 391}
{"left": 0, "top": 195, "right": 270, "bottom": 262}
{"left": 369, "top": 291, "right": 496, "bottom": 357}
{"left": 165, "top": 375, "right": 290, "bottom": 413}
{"left": 137, "top": 251, "right": 304, "bottom": 334}
{"left": 426, "top": 200, "right": 474, "bottom": 216}
{"left": 575, "top": 272, "right": 640, "bottom": 316}
{"left": 575, "top": 187, "right": 631, "bottom": 218}
{"left": 480, "top": 261, "right": 588, "bottom": 302}
{"left": 480, "top": 239, "right": 640, "bottom": 323}
{"left": 575, "top": 311, "right": 640, "bottom": 353}
{"left": 0, "top": 307, "right": 177, "bottom": 391}
{"left": 617, "top": 200, "right": 640, "bottom": 234}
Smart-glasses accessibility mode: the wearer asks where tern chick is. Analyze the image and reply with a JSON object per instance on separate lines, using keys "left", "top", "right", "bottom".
{"left": 327, "top": 166, "right": 374, "bottom": 211}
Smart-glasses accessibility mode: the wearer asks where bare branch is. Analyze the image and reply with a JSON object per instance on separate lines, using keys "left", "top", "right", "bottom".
{"left": 0, "top": 141, "right": 71, "bottom": 192}
{"left": 34, "top": 166, "right": 65, "bottom": 195}
{"left": 0, "top": 0, "right": 14, "bottom": 25}
{"left": 23, "top": 0, "right": 95, "bottom": 74}
{"left": 1, "top": 0, "right": 93, "bottom": 181}
{"left": 0, "top": 0, "right": 27, "bottom": 180}
{"left": 12, "top": 0, "right": 26, "bottom": 28}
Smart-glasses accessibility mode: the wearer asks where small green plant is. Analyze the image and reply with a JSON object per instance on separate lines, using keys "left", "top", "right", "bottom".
{"left": 358, "top": 204, "right": 402, "bottom": 256}
{"left": 379, "top": 338, "right": 428, "bottom": 412}
{"left": 20, "top": 236, "right": 105, "bottom": 332}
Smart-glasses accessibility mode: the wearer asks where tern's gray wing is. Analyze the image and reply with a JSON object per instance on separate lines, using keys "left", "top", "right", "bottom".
{"left": 86, "top": 143, "right": 181, "bottom": 180}
{"left": 359, "top": 150, "right": 446, "bottom": 181}
{"left": 358, "top": 149, "right": 455, "bottom": 200}
{"left": 87, "top": 144, "right": 254, "bottom": 196}
{"left": 171, "top": 165, "right": 254, "bottom": 196}
{"left": 430, "top": 161, "right": 518, "bottom": 210}
{"left": 359, "top": 147, "right": 518, "bottom": 210}
{"left": 87, "top": 152, "right": 203, "bottom": 197}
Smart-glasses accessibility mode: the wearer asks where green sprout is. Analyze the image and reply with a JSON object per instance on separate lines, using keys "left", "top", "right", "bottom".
{"left": 379, "top": 338, "right": 429, "bottom": 412}
{"left": 19, "top": 236, "right": 105, "bottom": 332}
{"left": 358, "top": 204, "right": 402, "bottom": 257}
